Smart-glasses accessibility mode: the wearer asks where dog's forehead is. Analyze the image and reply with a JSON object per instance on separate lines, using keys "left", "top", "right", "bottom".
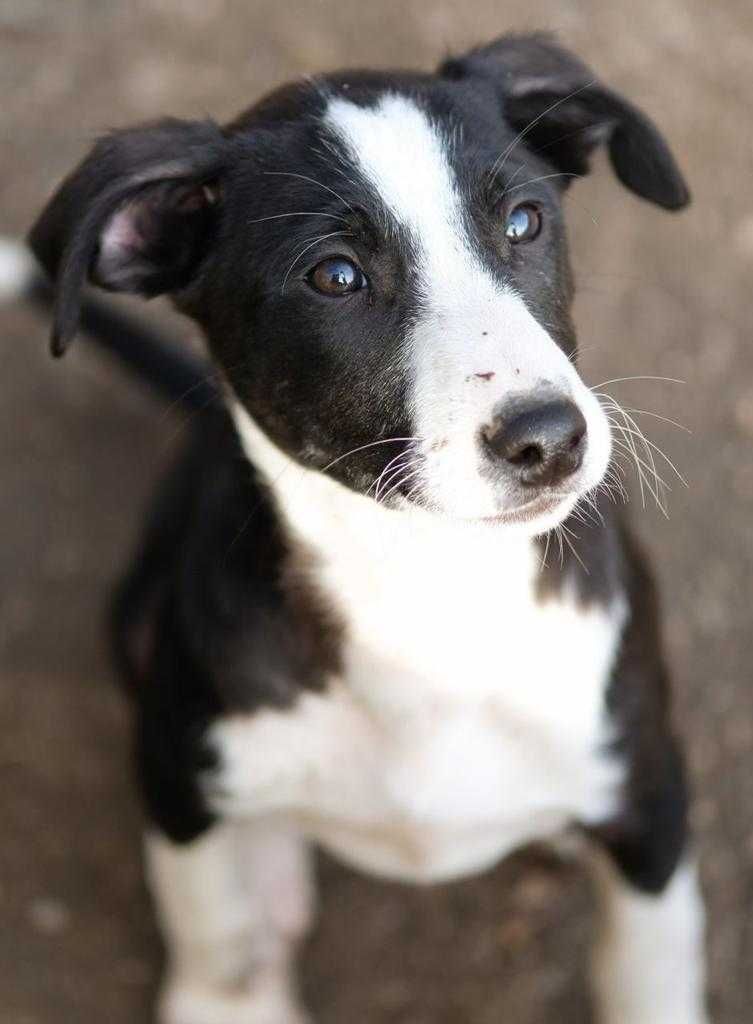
{"left": 240, "top": 73, "right": 524, "bottom": 217}
{"left": 323, "top": 92, "right": 462, "bottom": 240}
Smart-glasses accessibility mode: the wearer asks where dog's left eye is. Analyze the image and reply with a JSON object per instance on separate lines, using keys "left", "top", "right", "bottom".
{"left": 307, "top": 257, "right": 366, "bottom": 296}
{"left": 504, "top": 203, "right": 542, "bottom": 243}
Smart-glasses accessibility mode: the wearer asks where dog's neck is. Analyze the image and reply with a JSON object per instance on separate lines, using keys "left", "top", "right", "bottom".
{"left": 229, "top": 401, "right": 541, "bottom": 587}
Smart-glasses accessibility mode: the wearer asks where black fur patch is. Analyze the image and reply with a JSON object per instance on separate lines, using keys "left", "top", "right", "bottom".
{"left": 112, "top": 411, "right": 344, "bottom": 842}
{"left": 589, "top": 524, "right": 689, "bottom": 893}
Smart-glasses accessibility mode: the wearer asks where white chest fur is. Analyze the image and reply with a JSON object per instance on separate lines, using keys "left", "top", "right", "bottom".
{"left": 206, "top": 408, "right": 627, "bottom": 883}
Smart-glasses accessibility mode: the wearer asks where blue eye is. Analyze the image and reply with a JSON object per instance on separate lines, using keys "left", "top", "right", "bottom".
{"left": 308, "top": 256, "right": 366, "bottom": 296}
{"left": 504, "top": 203, "right": 542, "bottom": 243}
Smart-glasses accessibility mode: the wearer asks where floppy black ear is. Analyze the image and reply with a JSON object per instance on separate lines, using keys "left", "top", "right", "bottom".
{"left": 28, "top": 117, "right": 230, "bottom": 356}
{"left": 440, "top": 33, "right": 689, "bottom": 211}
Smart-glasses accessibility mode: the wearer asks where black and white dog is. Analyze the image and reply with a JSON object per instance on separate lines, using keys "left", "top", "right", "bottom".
{"left": 24, "top": 32, "right": 707, "bottom": 1024}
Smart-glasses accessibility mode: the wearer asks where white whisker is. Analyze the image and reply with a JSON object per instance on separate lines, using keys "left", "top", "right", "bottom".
{"left": 540, "top": 530, "right": 553, "bottom": 570}
{"left": 371, "top": 447, "right": 418, "bottom": 501}
{"left": 611, "top": 424, "right": 688, "bottom": 488}
{"left": 487, "top": 80, "right": 597, "bottom": 184}
{"left": 623, "top": 407, "right": 691, "bottom": 434}
{"left": 611, "top": 437, "right": 669, "bottom": 514}
{"left": 248, "top": 210, "right": 350, "bottom": 226}
{"left": 611, "top": 436, "right": 670, "bottom": 491}
{"left": 321, "top": 437, "right": 421, "bottom": 475}
{"left": 555, "top": 525, "right": 565, "bottom": 568}
{"left": 590, "top": 375, "right": 685, "bottom": 390}
{"left": 374, "top": 455, "right": 418, "bottom": 502}
{"left": 603, "top": 393, "right": 686, "bottom": 500}
{"left": 378, "top": 464, "right": 424, "bottom": 505}
{"left": 501, "top": 171, "right": 582, "bottom": 197}
{"left": 599, "top": 391, "right": 674, "bottom": 513}
{"left": 560, "top": 521, "right": 589, "bottom": 574}
{"left": 603, "top": 403, "right": 648, "bottom": 508}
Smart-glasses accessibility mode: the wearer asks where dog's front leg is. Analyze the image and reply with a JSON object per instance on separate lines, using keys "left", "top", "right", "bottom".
{"left": 142, "top": 687, "right": 370, "bottom": 1024}
{"left": 585, "top": 713, "right": 709, "bottom": 1022}
{"left": 145, "top": 820, "right": 315, "bottom": 1024}
{"left": 588, "top": 848, "right": 708, "bottom": 1024}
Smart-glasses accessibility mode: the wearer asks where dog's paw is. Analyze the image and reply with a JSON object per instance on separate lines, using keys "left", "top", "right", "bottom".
{"left": 598, "top": 1011, "right": 710, "bottom": 1024}
{"left": 158, "top": 973, "right": 312, "bottom": 1024}
{"left": 200, "top": 711, "right": 320, "bottom": 818}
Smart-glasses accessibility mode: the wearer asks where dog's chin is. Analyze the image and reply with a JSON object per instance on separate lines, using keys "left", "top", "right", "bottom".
{"left": 472, "top": 491, "right": 580, "bottom": 536}
{"left": 392, "top": 487, "right": 581, "bottom": 537}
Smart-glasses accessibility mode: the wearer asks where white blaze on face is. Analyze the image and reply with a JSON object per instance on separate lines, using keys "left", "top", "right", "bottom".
{"left": 325, "top": 94, "right": 610, "bottom": 525}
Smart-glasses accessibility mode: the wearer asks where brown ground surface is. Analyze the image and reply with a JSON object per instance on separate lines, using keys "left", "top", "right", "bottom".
{"left": 1, "top": 2, "right": 752, "bottom": 1022}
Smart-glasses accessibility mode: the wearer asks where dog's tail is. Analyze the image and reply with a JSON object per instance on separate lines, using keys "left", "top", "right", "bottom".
{"left": 0, "top": 236, "right": 217, "bottom": 411}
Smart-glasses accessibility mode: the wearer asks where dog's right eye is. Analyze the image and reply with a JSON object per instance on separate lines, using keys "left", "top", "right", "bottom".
{"left": 504, "top": 203, "right": 542, "bottom": 244}
{"left": 307, "top": 257, "right": 366, "bottom": 297}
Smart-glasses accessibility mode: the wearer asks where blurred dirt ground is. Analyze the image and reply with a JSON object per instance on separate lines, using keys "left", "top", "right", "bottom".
{"left": 1, "top": 2, "right": 752, "bottom": 1022}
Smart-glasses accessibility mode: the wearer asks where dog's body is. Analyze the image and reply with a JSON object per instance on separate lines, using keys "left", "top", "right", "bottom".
{"left": 28, "top": 33, "right": 707, "bottom": 1023}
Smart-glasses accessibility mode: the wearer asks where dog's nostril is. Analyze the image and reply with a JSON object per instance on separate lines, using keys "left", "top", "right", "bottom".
{"left": 568, "top": 429, "right": 585, "bottom": 451}
{"left": 508, "top": 443, "right": 543, "bottom": 468}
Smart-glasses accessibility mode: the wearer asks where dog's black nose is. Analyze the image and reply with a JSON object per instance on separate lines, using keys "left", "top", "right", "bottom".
{"left": 482, "top": 399, "right": 587, "bottom": 487}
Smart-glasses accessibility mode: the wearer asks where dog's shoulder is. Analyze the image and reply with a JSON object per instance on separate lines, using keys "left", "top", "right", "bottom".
{"left": 112, "top": 409, "right": 343, "bottom": 711}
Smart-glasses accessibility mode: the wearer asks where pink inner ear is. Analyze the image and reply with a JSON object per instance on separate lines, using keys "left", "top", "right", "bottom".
{"left": 100, "top": 183, "right": 210, "bottom": 265}
{"left": 92, "top": 180, "right": 218, "bottom": 293}
{"left": 100, "top": 204, "right": 143, "bottom": 264}
{"left": 179, "top": 184, "right": 217, "bottom": 211}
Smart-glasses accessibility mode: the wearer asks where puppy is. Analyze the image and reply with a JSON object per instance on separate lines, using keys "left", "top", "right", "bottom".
{"left": 28, "top": 32, "right": 707, "bottom": 1024}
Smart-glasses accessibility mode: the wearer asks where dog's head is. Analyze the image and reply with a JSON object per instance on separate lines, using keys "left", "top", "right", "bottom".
{"left": 29, "top": 33, "right": 688, "bottom": 534}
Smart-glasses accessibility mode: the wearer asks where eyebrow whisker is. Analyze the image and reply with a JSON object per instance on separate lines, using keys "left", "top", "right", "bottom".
{"left": 264, "top": 170, "right": 356, "bottom": 215}
{"left": 501, "top": 171, "right": 582, "bottom": 197}
{"left": 248, "top": 211, "right": 351, "bottom": 225}
{"left": 487, "top": 80, "right": 598, "bottom": 185}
